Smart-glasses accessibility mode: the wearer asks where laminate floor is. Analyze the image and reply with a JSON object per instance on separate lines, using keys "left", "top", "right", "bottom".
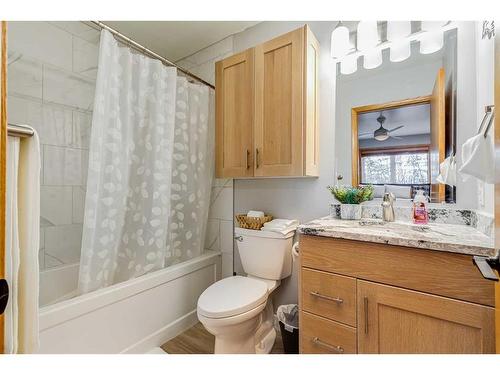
{"left": 161, "top": 323, "right": 285, "bottom": 354}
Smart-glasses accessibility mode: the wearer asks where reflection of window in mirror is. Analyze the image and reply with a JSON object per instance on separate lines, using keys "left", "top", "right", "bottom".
{"left": 356, "top": 102, "right": 432, "bottom": 200}
{"left": 352, "top": 92, "right": 447, "bottom": 203}
{"left": 337, "top": 28, "right": 457, "bottom": 204}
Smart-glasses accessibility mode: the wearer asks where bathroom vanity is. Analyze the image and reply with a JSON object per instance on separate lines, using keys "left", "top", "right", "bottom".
{"left": 298, "top": 218, "right": 496, "bottom": 354}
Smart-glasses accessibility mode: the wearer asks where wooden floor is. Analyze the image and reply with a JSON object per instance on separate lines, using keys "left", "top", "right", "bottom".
{"left": 161, "top": 323, "right": 285, "bottom": 354}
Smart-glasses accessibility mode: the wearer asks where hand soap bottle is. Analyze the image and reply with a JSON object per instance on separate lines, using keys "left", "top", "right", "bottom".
{"left": 412, "top": 189, "right": 429, "bottom": 224}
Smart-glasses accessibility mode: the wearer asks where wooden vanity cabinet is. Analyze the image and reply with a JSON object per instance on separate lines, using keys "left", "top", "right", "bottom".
{"left": 298, "top": 235, "right": 496, "bottom": 354}
{"left": 215, "top": 25, "right": 319, "bottom": 178}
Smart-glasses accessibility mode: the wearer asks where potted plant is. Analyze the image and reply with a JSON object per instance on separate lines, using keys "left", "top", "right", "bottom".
{"left": 327, "top": 185, "right": 374, "bottom": 220}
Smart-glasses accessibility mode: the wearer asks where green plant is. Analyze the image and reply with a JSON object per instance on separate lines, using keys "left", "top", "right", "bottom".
{"left": 327, "top": 185, "right": 374, "bottom": 204}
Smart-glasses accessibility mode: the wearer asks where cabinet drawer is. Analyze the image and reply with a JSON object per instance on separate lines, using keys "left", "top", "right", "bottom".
{"left": 301, "top": 268, "right": 356, "bottom": 327}
{"left": 300, "top": 235, "right": 495, "bottom": 306}
{"left": 300, "top": 312, "right": 357, "bottom": 354}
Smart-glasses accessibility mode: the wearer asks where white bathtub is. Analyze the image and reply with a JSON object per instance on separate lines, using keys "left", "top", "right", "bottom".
{"left": 37, "top": 251, "right": 221, "bottom": 353}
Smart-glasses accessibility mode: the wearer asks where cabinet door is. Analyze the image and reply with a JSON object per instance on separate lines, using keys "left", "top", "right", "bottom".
{"left": 215, "top": 49, "right": 254, "bottom": 178}
{"left": 254, "top": 27, "right": 304, "bottom": 176}
{"left": 357, "top": 280, "right": 495, "bottom": 354}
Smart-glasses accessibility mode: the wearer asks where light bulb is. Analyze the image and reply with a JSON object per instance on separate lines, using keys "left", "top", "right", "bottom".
{"left": 357, "top": 21, "right": 379, "bottom": 51}
{"left": 340, "top": 54, "right": 358, "bottom": 75}
{"left": 390, "top": 40, "right": 411, "bottom": 62}
{"left": 331, "top": 25, "right": 350, "bottom": 59}
{"left": 421, "top": 21, "right": 446, "bottom": 32}
{"left": 387, "top": 21, "right": 411, "bottom": 41}
{"left": 363, "top": 49, "right": 382, "bottom": 69}
{"left": 420, "top": 30, "right": 444, "bottom": 54}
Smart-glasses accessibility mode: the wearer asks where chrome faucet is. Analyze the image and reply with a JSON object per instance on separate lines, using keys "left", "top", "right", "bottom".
{"left": 382, "top": 192, "right": 395, "bottom": 222}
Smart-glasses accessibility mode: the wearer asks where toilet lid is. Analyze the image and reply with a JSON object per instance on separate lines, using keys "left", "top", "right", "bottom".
{"left": 197, "top": 276, "right": 269, "bottom": 319}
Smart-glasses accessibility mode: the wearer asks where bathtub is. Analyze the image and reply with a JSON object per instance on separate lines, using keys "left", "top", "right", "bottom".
{"left": 37, "top": 250, "right": 221, "bottom": 353}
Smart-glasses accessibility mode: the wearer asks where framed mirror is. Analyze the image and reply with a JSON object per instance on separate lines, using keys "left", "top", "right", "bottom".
{"left": 336, "top": 26, "right": 457, "bottom": 203}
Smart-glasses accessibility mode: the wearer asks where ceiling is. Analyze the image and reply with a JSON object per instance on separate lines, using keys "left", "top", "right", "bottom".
{"left": 358, "top": 103, "right": 431, "bottom": 138}
{"left": 103, "top": 21, "right": 260, "bottom": 62}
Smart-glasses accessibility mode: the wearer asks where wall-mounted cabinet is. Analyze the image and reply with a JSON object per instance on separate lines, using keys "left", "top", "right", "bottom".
{"left": 215, "top": 25, "right": 319, "bottom": 178}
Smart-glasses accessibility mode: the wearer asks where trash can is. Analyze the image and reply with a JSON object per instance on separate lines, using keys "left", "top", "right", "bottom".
{"left": 277, "top": 304, "right": 299, "bottom": 354}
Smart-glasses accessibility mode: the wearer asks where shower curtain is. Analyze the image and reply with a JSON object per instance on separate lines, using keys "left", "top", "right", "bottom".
{"left": 78, "top": 30, "right": 213, "bottom": 294}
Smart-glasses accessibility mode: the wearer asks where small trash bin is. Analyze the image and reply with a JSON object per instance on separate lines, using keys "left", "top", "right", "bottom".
{"left": 277, "top": 304, "right": 299, "bottom": 354}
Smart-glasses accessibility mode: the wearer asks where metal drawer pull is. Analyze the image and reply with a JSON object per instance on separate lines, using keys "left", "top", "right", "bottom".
{"left": 312, "top": 337, "right": 344, "bottom": 353}
{"left": 310, "top": 291, "right": 343, "bottom": 304}
{"left": 246, "top": 149, "right": 250, "bottom": 169}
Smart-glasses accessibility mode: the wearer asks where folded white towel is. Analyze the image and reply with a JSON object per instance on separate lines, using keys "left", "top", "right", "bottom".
{"left": 247, "top": 210, "right": 265, "bottom": 218}
{"left": 263, "top": 219, "right": 299, "bottom": 229}
{"left": 261, "top": 225, "right": 297, "bottom": 236}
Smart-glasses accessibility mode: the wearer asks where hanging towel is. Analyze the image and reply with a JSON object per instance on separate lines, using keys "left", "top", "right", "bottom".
{"left": 459, "top": 113, "right": 495, "bottom": 184}
{"left": 5, "top": 131, "right": 41, "bottom": 353}
{"left": 436, "top": 154, "right": 457, "bottom": 187}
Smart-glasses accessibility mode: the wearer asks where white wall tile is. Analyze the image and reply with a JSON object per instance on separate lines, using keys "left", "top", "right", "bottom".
{"left": 44, "top": 224, "right": 83, "bottom": 264}
{"left": 72, "top": 110, "right": 92, "bottom": 149}
{"left": 72, "top": 187, "right": 86, "bottom": 224}
{"left": 204, "top": 219, "right": 220, "bottom": 251}
{"left": 8, "top": 21, "right": 73, "bottom": 71}
{"left": 219, "top": 220, "right": 233, "bottom": 254}
{"left": 41, "top": 186, "right": 73, "bottom": 225}
{"left": 73, "top": 37, "right": 99, "bottom": 79}
{"left": 48, "top": 22, "right": 101, "bottom": 44}
{"left": 43, "top": 146, "right": 83, "bottom": 185}
{"left": 41, "top": 103, "right": 73, "bottom": 146}
{"left": 209, "top": 186, "right": 233, "bottom": 221}
{"left": 44, "top": 253, "right": 64, "bottom": 269}
{"left": 43, "top": 66, "right": 95, "bottom": 110}
{"left": 7, "top": 57, "right": 43, "bottom": 99}
{"left": 221, "top": 253, "right": 233, "bottom": 279}
{"left": 7, "top": 96, "right": 43, "bottom": 127}
{"left": 39, "top": 248, "right": 45, "bottom": 269}
{"left": 39, "top": 227, "right": 45, "bottom": 250}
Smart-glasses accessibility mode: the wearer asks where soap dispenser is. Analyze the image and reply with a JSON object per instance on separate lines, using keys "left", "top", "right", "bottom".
{"left": 412, "top": 189, "right": 429, "bottom": 224}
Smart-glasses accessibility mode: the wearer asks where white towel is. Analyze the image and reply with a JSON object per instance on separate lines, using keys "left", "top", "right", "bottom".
{"left": 247, "top": 210, "right": 265, "bottom": 218}
{"left": 5, "top": 132, "right": 41, "bottom": 353}
{"left": 459, "top": 122, "right": 495, "bottom": 184}
{"left": 436, "top": 154, "right": 457, "bottom": 186}
{"left": 262, "top": 219, "right": 299, "bottom": 235}
{"left": 263, "top": 219, "right": 299, "bottom": 229}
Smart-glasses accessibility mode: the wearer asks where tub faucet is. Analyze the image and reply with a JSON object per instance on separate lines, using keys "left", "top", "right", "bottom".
{"left": 382, "top": 192, "right": 395, "bottom": 222}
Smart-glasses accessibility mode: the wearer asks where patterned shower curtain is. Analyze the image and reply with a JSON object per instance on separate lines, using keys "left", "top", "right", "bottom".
{"left": 78, "top": 30, "right": 213, "bottom": 294}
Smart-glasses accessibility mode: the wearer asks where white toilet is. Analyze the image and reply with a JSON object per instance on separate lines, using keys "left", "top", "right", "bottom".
{"left": 197, "top": 227, "right": 295, "bottom": 354}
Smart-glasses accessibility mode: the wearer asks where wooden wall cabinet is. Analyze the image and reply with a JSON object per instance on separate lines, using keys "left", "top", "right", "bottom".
{"left": 215, "top": 25, "right": 319, "bottom": 178}
{"left": 299, "top": 235, "right": 496, "bottom": 354}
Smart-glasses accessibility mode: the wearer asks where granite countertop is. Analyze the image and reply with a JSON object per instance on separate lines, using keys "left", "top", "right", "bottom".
{"left": 298, "top": 216, "right": 496, "bottom": 257}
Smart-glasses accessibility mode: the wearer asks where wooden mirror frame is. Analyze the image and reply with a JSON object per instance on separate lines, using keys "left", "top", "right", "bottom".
{"left": 351, "top": 95, "right": 433, "bottom": 188}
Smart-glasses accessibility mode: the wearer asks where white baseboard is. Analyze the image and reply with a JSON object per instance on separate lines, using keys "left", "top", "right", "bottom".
{"left": 120, "top": 310, "right": 199, "bottom": 354}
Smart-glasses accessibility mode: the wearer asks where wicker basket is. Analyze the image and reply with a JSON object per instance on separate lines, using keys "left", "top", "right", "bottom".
{"left": 235, "top": 214, "right": 273, "bottom": 230}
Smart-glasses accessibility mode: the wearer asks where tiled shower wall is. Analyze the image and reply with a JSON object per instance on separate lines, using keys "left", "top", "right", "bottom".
{"left": 7, "top": 21, "right": 99, "bottom": 270}
{"left": 177, "top": 37, "right": 235, "bottom": 278}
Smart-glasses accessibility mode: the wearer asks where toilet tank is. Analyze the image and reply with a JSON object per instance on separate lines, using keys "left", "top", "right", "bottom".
{"left": 235, "top": 227, "right": 294, "bottom": 280}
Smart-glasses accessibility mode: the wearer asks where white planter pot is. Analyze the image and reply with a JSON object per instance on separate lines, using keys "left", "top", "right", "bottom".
{"left": 340, "top": 204, "right": 362, "bottom": 220}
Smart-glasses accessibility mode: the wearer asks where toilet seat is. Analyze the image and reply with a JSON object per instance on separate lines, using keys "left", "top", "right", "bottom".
{"left": 197, "top": 276, "right": 268, "bottom": 319}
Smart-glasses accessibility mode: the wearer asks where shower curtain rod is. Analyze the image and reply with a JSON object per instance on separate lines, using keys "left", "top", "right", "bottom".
{"left": 7, "top": 123, "right": 34, "bottom": 138}
{"left": 87, "top": 21, "right": 215, "bottom": 90}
